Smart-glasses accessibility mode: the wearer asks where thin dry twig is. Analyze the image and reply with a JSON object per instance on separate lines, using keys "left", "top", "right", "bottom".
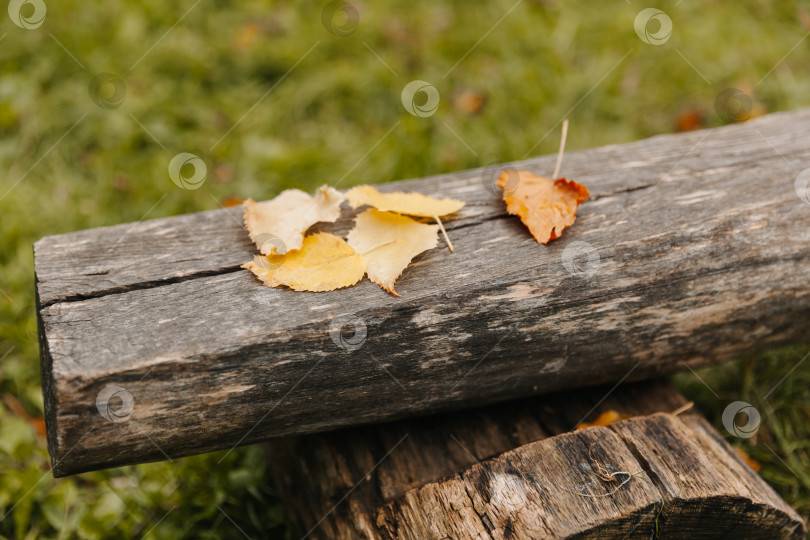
{"left": 560, "top": 443, "right": 646, "bottom": 499}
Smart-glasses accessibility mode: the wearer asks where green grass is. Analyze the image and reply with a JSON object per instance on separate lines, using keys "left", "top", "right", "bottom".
{"left": 673, "top": 345, "right": 810, "bottom": 520}
{"left": 2, "top": 0, "right": 810, "bottom": 537}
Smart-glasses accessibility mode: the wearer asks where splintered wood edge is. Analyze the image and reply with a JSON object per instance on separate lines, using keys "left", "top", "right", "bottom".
{"left": 317, "top": 415, "right": 804, "bottom": 539}
{"left": 268, "top": 382, "right": 805, "bottom": 539}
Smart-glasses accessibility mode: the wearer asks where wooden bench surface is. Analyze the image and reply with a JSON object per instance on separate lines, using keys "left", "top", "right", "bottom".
{"left": 35, "top": 109, "right": 810, "bottom": 476}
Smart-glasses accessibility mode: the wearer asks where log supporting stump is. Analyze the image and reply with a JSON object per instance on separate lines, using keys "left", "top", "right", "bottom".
{"left": 266, "top": 380, "right": 805, "bottom": 539}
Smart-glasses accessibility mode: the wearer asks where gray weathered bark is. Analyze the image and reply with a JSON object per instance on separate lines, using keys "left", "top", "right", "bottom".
{"left": 35, "top": 110, "right": 810, "bottom": 476}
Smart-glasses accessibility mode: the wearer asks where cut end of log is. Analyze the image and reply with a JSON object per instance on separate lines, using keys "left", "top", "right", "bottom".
{"left": 267, "top": 380, "right": 806, "bottom": 539}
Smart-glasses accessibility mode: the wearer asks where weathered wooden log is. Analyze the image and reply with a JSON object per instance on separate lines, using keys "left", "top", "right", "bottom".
{"left": 267, "top": 380, "right": 806, "bottom": 539}
{"left": 36, "top": 109, "right": 810, "bottom": 476}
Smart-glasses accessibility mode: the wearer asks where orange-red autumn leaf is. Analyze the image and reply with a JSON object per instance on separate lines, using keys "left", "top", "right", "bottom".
{"left": 497, "top": 170, "right": 589, "bottom": 244}
{"left": 734, "top": 447, "right": 762, "bottom": 472}
{"left": 575, "top": 410, "right": 633, "bottom": 430}
{"left": 674, "top": 108, "right": 706, "bottom": 132}
{"left": 221, "top": 196, "right": 244, "bottom": 208}
{"left": 2, "top": 395, "right": 47, "bottom": 438}
{"left": 452, "top": 89, "right": 486, "bottom": 115}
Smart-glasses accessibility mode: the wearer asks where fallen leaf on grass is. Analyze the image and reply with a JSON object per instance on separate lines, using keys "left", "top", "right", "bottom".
{"left": 242, "top": 232, "right": 366, "bottom": 292}
{"left": 347, "top": 209, "right": 438, "bottom": 296}
{"left": 734, "top": 447, "right": 762, "bottom": 472}
{"left": 674, "top": 107, "right": 706, "bottom": 132}
{"left": 800, "top": 6, "right": 810, "bottom": 31}
{"left": 452, "top": 89, "right": 486, "bottom": 115}
{"left": 221, "top": 196, "right": 243, "bottom": 208}
{"left": 244, "top": 185, "right": 344, "bottom": 255}
{"left": 498, "top": 170, "right": 589, "bottom": 244}
{"left": 2, "top": 395, "right": 47, "bottom": 438}
{"left": 345, "top": 184, "right": 465, "bottom": 217}
{"left": 575, "top": 410, "right": 633, "bottom": 430}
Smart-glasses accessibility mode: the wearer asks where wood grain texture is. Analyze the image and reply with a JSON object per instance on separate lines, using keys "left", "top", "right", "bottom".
{"left": 35, "top": 110, "right": 810, "bottom": 476}
{"left": 267, "top": 381, "right": 805, "bottom": 539}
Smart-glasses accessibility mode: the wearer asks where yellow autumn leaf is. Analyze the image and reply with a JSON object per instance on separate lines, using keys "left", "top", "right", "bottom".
{"left": 242, "top": 232, "right": 366, "bottom": 292}
{"left": 345, "top": 184, "right": 465, "bottom": 218}
{"left": 346, "top": 209, "right": 438, "bottom": 296}
{"left": 244, "top": 185, "right": 344, "bottom": 255}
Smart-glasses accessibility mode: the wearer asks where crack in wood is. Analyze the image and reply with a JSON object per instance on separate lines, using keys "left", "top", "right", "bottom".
{"left": 36, "top": 265, "right": 246, "bottom": 308}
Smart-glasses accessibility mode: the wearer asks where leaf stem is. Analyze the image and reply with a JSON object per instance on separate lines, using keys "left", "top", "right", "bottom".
{"left": 552, "top": 118, "right": 569, "bottom": 179}
{"left": 434, "top": 215, "right": 454, "bottom": 252}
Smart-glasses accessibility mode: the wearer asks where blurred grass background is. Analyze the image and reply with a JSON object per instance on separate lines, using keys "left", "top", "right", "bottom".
{"left": 1, "top": 0, "right": 810, "bottom": 537}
